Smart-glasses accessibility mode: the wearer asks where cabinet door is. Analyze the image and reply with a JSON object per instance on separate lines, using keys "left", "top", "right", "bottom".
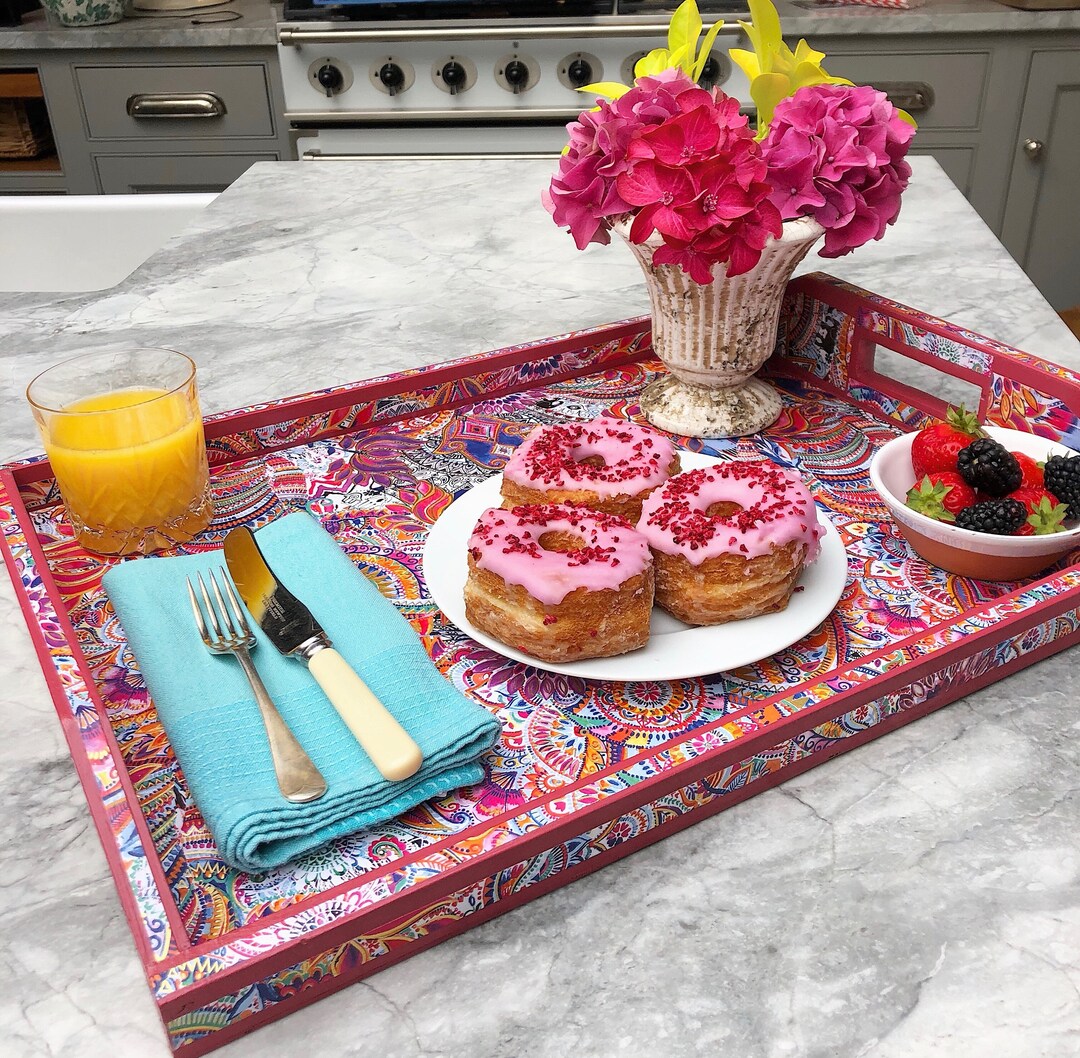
{"left": 908, "top": 146, "right": 975, "bottom": 198}
{"left": 823, "top": 49, "right": 990, "bottom": 131}
{"left": 1001, "top": 50, "right": 1080, "bottom": 311}
{"left": 76, "top": 64, "right": 275, "bottom": 141}
{"left": 814, "top": 35, "right": 1031, "bottom": 236}
{"left": 94, "top": 153, "right": 278, "bottom": 193}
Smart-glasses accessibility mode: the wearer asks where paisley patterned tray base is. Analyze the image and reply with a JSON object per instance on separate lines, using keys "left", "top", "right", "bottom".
{"left": 3, "top": 275, "right": 1079, "bottom": 1056}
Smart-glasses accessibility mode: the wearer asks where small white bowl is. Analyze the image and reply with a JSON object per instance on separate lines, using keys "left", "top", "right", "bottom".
{"left": 869, "top": 426, "right": 1080, "bottom": 579}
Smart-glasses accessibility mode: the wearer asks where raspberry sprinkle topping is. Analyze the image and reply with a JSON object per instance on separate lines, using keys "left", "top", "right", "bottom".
{"left": 636, "top": 461, "right": 825, "bottom": 566}
{"left": 468, "top": 502, "right": 651, "bottom": 606}
{"left": 503, "top": 414, "right": 678, "bottom": 499}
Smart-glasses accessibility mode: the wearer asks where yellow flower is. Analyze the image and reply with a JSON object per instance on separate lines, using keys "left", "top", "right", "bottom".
{"left": 634, "top": 0, "right": 727, "bottom": 81}
{"left": 579, "top": 0, "right": 915, "bottom": 132}
{"left": 730, "top": 0, "right": 854, "bottom": 136}
{"left": 579, "top": 0, "right": 724, "bottom": 100}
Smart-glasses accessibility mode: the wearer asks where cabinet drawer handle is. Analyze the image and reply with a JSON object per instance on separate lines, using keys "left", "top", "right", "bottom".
{"left": 126, "top": 93, "right": 227, "bottom": 119}
{"left": 874, "top": 81, "right": 934, "bottom": 113}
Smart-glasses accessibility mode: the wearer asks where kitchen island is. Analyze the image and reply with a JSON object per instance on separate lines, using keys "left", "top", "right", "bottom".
{"left": 1, "top": 157, "right": 1079, "bottom": 1058}
{"left": 4, "top": 0, "right": 1079, "bottom": 303}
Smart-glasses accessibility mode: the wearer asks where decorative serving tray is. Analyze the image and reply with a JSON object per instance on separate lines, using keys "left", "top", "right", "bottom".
{"left": 3, "top": 274, "right": 1079, "bottom": 1056}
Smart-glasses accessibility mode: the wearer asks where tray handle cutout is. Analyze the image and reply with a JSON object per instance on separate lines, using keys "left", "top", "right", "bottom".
{"left": 849, "top": 333, "right": 992, "bottom": 424}
{"left": 869, "top": 344, "right": 984, "bottom": 414}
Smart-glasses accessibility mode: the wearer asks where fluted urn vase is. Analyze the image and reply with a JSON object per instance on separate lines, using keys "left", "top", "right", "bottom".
{"left": 615, "top": 216, "right": 824, "bottom": 438}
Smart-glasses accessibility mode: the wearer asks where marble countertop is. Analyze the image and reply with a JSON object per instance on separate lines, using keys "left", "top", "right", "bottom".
{"left": 3, "top": 0, "right": 1080, "bottom": 50}
{"left": 776, "top": 0, "right": 1080, "bottom": 36}
{"left": 0, "top": 0, "right": 279, "bottom": 48}
{"left": 2, "top": 157, "right": 1079, "bottom": 1058}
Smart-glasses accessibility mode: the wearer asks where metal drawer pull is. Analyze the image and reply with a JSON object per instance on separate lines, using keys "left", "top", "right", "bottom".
{"left": 126, "top": 93, "right": 227, "bottom": 119}
{"left": 874, "top": 82, "right": 934, "bottom": 113}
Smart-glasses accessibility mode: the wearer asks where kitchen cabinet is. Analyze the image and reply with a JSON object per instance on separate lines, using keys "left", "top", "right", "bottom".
{"left": 77, "top": 63, "right": 277, "bottom": 141}
{"left": 0, "top": 66, "right": 65, "bottom": 193}
{"left": 1001, "top": 48, "right": 1080, "bottom": 311}
{"left": 821, "top": 48, "right": 992, "bottom": 130}
{"left": 94, "top": 152, "right": 280, "bottom": 193}
{"left": 0, "top": 47, "right": 292, "bottom": 195}
{"left": 819, "top": 35, "right": 1031, "bottom": 238}
{"left": 2, "top": 22, "right": 1078, "bottom": 309}
{"left": 821, "top": 33, "right": 1080, "bottom": 312}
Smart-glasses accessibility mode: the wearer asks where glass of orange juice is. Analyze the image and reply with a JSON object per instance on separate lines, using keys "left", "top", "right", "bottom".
{"left": 27, "top": 348, "right": 214, "bottom": 556}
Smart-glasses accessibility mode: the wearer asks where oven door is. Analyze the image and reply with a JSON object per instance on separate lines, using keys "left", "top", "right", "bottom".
{"left": 291, "top": 120, "right": 568, "bottom": 160}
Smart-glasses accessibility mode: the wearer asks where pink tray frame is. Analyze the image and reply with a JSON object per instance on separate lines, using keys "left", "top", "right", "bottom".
{"left": 3, "top": 274, "right": 1080, "bottom": 1055}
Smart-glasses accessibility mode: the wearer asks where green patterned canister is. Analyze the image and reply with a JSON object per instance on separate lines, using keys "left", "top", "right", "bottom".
{"left": 41, "top": 0, "right": 125, "bottom": 26}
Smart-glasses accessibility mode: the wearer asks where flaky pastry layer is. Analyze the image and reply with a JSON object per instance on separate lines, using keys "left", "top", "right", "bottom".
{"left": 464, "top": 558, "right": 654, "bottom": 663}
{"left": 653, "top": 541, "right": 808, "bottom": 626}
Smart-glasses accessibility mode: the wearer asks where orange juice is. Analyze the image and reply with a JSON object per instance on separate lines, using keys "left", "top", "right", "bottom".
{"left": 42, "top": 386, "right": 212, "bottom": 554}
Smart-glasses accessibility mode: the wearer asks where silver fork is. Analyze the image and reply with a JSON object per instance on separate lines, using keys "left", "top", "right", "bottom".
{"left": 187, "top": 569, "right": 328, "bottom": 804}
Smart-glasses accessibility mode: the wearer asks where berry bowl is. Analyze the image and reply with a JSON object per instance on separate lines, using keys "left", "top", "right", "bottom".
{"left": 869, "top": 426, "right": 1080, "bottom": 579}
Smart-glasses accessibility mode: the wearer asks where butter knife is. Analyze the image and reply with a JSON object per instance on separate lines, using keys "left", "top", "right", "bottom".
{"left": 223, "top": 526, "right": 423, "bottom": 783}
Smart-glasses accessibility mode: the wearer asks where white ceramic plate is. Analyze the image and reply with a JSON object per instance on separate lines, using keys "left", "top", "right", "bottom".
{"left": 422, "top": 452, "right": 849, "bottom": 681}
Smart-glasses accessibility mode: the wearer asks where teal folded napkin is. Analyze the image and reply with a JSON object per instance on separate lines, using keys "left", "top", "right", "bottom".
{"left": 102, "top": 511, "right": 500, "bottom": 873}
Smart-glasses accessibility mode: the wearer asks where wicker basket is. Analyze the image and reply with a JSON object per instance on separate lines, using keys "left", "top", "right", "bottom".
{"left": 0, "top": 99, "right": 54, "bottom": 159}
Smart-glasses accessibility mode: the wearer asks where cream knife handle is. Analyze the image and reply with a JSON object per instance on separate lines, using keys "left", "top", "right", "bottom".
{"left": 307, "top": 648, "right": 423, "bottom": 781}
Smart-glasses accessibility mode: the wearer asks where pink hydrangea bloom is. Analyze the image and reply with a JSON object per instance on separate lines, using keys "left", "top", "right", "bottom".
{"left": 759, "top": 82, "right": 915, "bottom": 257}
{"left": 543, "top": 69, "right": 781, "bottom": 281}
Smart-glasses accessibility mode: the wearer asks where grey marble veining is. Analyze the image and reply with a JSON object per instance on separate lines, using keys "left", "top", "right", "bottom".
{"left": 0, "top": 0, "right": 278, "bottom": 49}
{"left": 776, "top": 0, "right": 1080, "bottom": 36}
{"left": 2, "top": 157, "right": 1076, "bottom": 461}
{"left": 3, "top": 0, "right": 1080, "bottom": 50}
{"left": 1, "top": 157, "right": 1079, "bottom": 1058}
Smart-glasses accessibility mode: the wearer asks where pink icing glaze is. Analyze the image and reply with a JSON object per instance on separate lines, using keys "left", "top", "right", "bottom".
{"left": 467, "top": 502, "right": 652, "bottom": 606}
{"left": 636, "top": 462, "right": 824, "bottom": 566}
{"left": 503, "top": 415, "right": 678, "bottom": 500}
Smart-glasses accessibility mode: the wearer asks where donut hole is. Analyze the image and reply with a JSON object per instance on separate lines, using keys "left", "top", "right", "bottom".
{"left": 706, "top": 501, "right": 743, "bottom": 519}
{"left": 538, "top": 530, "right": 588, "bottom": 553}
{"left": 575, "top": 454, "right": 606, "bottom": 469}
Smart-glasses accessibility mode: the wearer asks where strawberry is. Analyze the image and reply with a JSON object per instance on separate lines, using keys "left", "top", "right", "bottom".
{"left": 1009, "top": 487, "right": 1069, "bottom": 536}
{"left": 906, "top": 472, "right": 978, "bottom": 522}
{"left": 1010, "top": 485, "right": 1060, "bottom": 514}
{"left": 911, "top": 406, "right": 983, "bottom": 480}
{"left": 1011, "top": 452, "right": 1045, "bottom": 489}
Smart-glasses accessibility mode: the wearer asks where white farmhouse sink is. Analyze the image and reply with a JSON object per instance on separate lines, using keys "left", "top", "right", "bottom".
{"left": 0, "top": 192, "right": 217, "bottom": 293}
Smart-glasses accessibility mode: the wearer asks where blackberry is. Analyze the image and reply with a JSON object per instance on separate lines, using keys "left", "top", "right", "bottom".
{"left": 957, "top": 438, "right": 1022, "bottom": 496}
{"left": 956, "top": 498, "right": 1026, "bottom": 535}
{"left": 1044, "top": 453, "right": 1080, "bottom": 518}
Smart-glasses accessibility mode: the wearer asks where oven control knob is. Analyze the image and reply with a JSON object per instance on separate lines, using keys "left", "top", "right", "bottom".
{"left": 504, "top": 59, "right": 530, "bottom": 93}
{"left": 316, "top": 63, "right": 345, "bottom": 97}
{"left": 697, "top": 54, "right": 728, "bottom": 89}
{"left": 379, "top": 62, "right": 406, "bottom": 96}
{"left": 559, "top": 52, "right": 601, "bottom": 92}
{"left": 567, "top": 58, "right": 594, "bottom": 88}
{"left": 441, "top": 60, "right": 468, "bottom": 95}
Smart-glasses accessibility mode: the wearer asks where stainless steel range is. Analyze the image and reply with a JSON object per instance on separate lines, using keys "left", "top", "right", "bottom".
{"left": 277, "top": 0, "right": 753, "bottom": 160}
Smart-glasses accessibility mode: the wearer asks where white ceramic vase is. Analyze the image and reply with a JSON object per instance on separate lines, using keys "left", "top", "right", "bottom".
{"left": 615, "top": 215, "right": 824, "bottom": 438}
